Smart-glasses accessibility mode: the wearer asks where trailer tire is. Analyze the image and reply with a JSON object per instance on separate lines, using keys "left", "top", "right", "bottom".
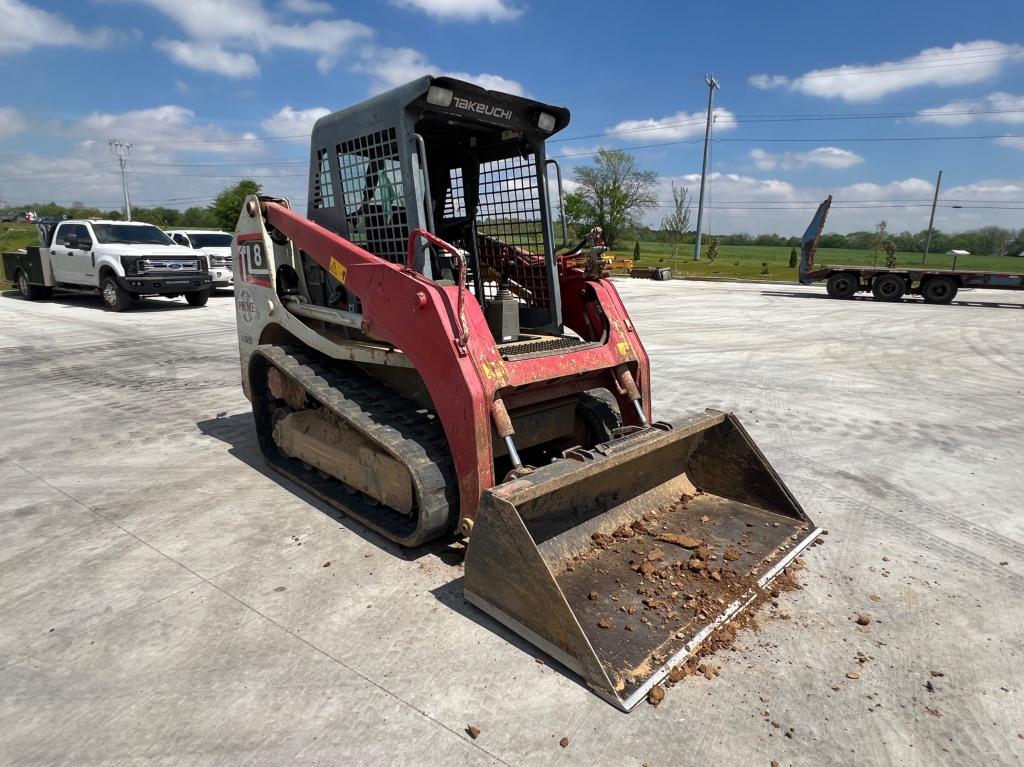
{"left": 15, "top": 270, "right": 52, "bottom": 300}
{"left": 921, "top": 276, "right": 958, "bottom": 304}
{"left": 576, "top": 389, "right": 622, "bottom": 447}
{"left": 871, "top": 274, "right": 906, "bottom": 302}
{"left": 185, "top": 289, "right": 210, "bottom": 307}
{"left": 826, "top": 272, "right": 858, "bottom": 299}
{"left": 101, "top": 275, "right": 131, "bottom": 312}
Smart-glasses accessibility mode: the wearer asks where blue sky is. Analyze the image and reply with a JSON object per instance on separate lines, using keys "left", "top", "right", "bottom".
{"left": 1, "top": 0, "right": 1023, "bottom": 234}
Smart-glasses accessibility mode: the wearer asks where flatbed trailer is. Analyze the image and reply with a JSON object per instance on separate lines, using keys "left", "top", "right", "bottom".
{"left": 797, "top": 196, "right": 1024, "bottom": 303}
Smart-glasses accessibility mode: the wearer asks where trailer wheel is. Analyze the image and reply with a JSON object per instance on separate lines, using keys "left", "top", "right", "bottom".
{"left": 871, "top": 274, "right": 906, "bottom": 302}
{"left": 185, "top": 289, "right": 210, "bottom": 307}
{"left": 826, "top": 272, "right": 858, "bottom": 299}
{"left": 101, "top": 276, "right": 131, "bottom": 312}
{"left": 921, "top": 276, "right": 958, "bottom": 304}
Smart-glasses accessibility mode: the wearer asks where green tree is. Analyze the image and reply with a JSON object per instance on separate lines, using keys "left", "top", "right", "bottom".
{"left": 211, "top": 179, "right": 261, "bottom": 232}
{"left": 871, "top": 220, "right": 896, "bottom": 267}
{"left": 181, "top": 206, "right": 218, "bottom": 228}
{"left": 571, "top": 149, "right": 658, "bottom": 248}
{"left": 562, "top": 191, "right": 593, "bottom": 240}
{"left": 705, "top": 235, "right": 719, "bottom": 262}
{"left": 788, "top": 247, "right": 798, "bottom": 268}
{"left": 661, "top": 182, "right": 691, "bottom": 265}
{"left": 633, "top": 241, "right": 640, "bottom": 261}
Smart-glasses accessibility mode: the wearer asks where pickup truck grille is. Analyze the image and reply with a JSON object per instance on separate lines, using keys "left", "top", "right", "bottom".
{"left": 209, "top": 255, "right": 231, "bottom": 268}
{"left": 140, "top": 257, "right": 203, "bottom": 273}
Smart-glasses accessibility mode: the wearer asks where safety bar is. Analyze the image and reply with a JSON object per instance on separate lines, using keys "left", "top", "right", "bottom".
{"left": 406, "top": 228, "right": 470, "bottom": 356}
{"left": 545, "top": 158, "right": 568, "bottom": 251}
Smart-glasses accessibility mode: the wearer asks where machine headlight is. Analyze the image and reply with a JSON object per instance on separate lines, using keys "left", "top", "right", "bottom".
{"left": 427, "top": 85, "right": 454, "bottom": 107}
{"left": 120, "top": 255, "right": 141, "bottom": 275}
{"left": 537, "top": 112, "right": 556, "bottom": 132}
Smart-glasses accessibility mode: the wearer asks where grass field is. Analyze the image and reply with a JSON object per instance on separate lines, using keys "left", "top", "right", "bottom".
{"left": 610, "top": 241, "right": 1024, "bottom": 281}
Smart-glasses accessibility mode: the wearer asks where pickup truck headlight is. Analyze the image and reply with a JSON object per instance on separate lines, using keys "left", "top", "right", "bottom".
{"left": 197, "top": 256, "right": 208, "bottom": 271}
{"left": 120, "top": 256, "right": 142, "bottom": 275}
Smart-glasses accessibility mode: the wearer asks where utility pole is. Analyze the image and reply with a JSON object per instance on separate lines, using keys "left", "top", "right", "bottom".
{"left": 693, "top": 74, "right": 719, "bottom": 261}
{"left": 921, "top": 169, "right": 942, "bottom": 265}
{"left": 109, "top": 140, "right": 133, "bottom": 221}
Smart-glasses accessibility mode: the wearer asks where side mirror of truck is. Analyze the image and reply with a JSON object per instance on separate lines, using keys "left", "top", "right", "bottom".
{"left": 63, "top": 234, "right": 79, "bottom": 249}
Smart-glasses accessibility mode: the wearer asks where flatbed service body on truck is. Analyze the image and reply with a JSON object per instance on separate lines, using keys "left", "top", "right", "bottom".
{"left": 797, "top": 196, "right": 1024, "bottom": 304}
{"left": 3, "top": 219, "right": 212, "bottom": 311}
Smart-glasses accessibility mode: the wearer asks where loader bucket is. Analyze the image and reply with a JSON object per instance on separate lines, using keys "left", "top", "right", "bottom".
{"left": 464, "top": 410, "right": 819, "bottom": 711}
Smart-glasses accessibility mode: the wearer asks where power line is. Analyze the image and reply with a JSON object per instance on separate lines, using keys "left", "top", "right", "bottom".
{"left": 554, "top": 132, "right": 1024, "bottom": 159}
{"left": 552, "top": 107, "right": 1024, "bottom": 143}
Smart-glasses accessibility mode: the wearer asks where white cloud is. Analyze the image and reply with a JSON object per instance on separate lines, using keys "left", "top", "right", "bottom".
{"left": 132, "top": 0, "right": 372, "bottom": 75}
{"left": 748, "top": 74, "right": 790, "bottom": 90}
{"left": 916, "top": 92, "right": 1024, "bottom": 125}
{"left": 606, "top": 109, "right": 736, "bottom": 141}
{"left": 996, "top": 136, "right": 1024, "bottom": 151}
{"left": 749, "top": 40, "right": 1024, "bottom": 102}
{"left": 749, "top": 146, "right": 864, "bottom": 171}
{"left": 155, "top": 39, "right": 259, "bottom": 78}
{"left": 390, "top": 0, "right": 521, "bottom": 22}
{"left": 75, "top": 105, "right": 260, "bottom": 155}
{"left": 262, "top": 106, "right": 331, "bottom": 140}
{"left": 0, "top": 0, "right": 115, "bottom": 53}
{"left": 0, "top": 106, "right": 27, "bottom": 139}
{"left": 352, "top": 45, "right": 523, "bottom": 95}
{"left": 280, "top": 0, "right": 332, "bottom": 12}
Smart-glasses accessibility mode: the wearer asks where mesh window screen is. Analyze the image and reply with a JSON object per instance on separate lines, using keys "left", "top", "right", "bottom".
{"left": 442, "top": 168, "right": 466, "bottom": 219}
{"left": 336, "top": 127, "right": 408, "bottom": 264}
{"left": 312, "top": 148, "right": 334, "bottom": 209}
{"left": 476, "top": 154, "right": 550, "bottom": 309}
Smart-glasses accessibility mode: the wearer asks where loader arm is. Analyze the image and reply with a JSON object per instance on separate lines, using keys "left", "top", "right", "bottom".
{"left": 252, "top": 198, "right": 652, "bottom": 531}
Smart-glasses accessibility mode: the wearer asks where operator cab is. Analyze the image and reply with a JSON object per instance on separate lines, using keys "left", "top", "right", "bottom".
{"left": 306, "top": 76, "right": 570, "bottom": 339}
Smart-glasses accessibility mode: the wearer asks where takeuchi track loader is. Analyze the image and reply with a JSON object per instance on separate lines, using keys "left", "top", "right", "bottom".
{"left": 232, "top": 76, "right": 820, "bottom": 711}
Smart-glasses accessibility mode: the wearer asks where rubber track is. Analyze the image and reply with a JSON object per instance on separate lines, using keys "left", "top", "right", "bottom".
{"left": 252, "top": 344, "right": 457, "bottom": 546}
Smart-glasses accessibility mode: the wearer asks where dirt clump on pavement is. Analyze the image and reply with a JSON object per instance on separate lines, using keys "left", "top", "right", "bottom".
{"left": 656, "top": 532, "right": 703, "bottom": 549}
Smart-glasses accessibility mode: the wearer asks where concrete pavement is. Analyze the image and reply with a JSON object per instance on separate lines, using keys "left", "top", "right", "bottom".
{"left": 0, "top": 282, "right": 1021, "bottom": 766}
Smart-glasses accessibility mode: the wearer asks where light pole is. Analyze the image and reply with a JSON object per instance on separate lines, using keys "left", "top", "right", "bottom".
{"left": 921, "top": 170, "right": 942, "bottom": 266}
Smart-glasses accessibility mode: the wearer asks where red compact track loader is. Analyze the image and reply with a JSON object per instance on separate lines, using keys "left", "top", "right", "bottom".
{"left": 233, "top": 76, "right": 819, "bottom": 711}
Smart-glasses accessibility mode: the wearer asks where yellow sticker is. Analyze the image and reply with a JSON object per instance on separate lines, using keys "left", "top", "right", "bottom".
{"left": 329, "top": 258, "right": 347, "bottom": 284}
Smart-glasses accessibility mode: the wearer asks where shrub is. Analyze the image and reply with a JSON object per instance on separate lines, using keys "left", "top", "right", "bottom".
{"left": 788, "top": 247, "right": 798, "bottom": 268}
{"left": 760, "top": 262, "right": 770, "bottom": 275}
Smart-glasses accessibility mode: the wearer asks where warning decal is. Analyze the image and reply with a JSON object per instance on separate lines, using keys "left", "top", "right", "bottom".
{"left": 329, "top": 257, "right": 347, "bottom": 284}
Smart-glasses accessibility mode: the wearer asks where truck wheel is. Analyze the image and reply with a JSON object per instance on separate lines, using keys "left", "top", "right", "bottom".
{"left": 921, "top": 276, "right": 958, "bottom": 304}
{"left": 871, "top": 274, "right": 906, "bottom": 302}
{"left": 185, "top": 289, "right": 210, "bottom": 307}
{"left": 825, "top": 272, "right": 858, "bottom": 299}
{"left": 101, "top": 276, "right": 131, "bottom": 312}
{"left": 16, "top": 270, "right": 52, "bottom": 300}
{"left": 16, "top": 270, "right": 34, "bottom": 300}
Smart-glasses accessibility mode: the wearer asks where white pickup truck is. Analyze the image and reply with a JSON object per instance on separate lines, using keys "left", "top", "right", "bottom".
{"left": 3, "top": 219, "right": 212, "bottom": 311}
{"left": 166, "top": 229, "right": 234, "bottom": 288}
